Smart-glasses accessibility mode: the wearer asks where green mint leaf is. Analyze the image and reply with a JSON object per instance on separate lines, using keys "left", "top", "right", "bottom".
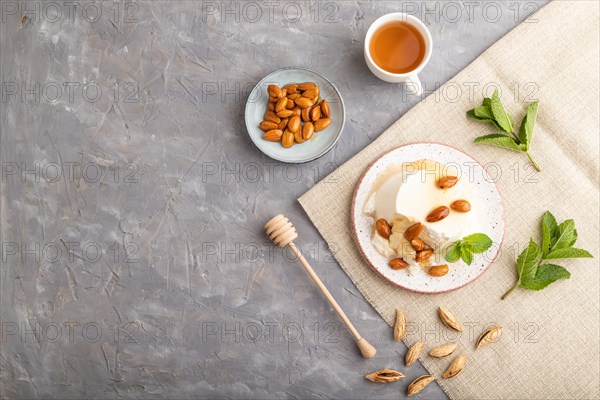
{"left": 462, "top": 233, "right": 493, "bottom": 254}
{"left": 467, "top": 95, "right": 543, "bottom": 172}
{"left": 503, "top": 212, "right": 592, "bottom": 300}
{"left": 466, "top": 109, "right": 489, "bottom": 122}
{"left": 445, "top": 233, "right": 492, "bottom": 265}
{"left": 518, "top": 101, "right": 539, "bottom": 150}
{"left": 489, "top": 90, "right": 514, "bottom": 133}
{"left": 444, "top": 243, "right": 461, "bottom": 263}
{"left": 516, "top": 238, "right": 542, "bottom": 283}
{"left": 474, "top": 134, "right": 526, "bottom": 152}
{"left": 466, "top": 110, "right": 503, "bottom": 130}
{"left": 541, "top": 211, "right": 558, "bottom": 258}
{"left": 473, "top": 105, "right": 494, "bottom": 120}
{"left": 460, "top": 245, "right": 474, "bottom": 265}
{"left": 545, "top": 248, "right": 593, "bottom": 259}
{"left": 551, "top": 219, "right": 577, "bottom": 250}
{"left": 520, "top": 264, "right": 571, "bottom": 290}
{"left": 466, "top": 109, "right": 480, "bottom": 120}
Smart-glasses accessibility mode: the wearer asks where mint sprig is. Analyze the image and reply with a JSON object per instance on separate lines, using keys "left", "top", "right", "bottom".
{"left": 467, "top": 90, "right": 541, "bottom": 172}
{"left": 445, "top": 233, "right": 493, "bottom": 266}
{"left": 501, "top": 211, "right": 593, "bottom": 300}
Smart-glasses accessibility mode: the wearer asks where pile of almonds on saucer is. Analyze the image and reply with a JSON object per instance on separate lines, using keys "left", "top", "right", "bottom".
{"left": 260, "top": 82, "right": 332, "bottom": 148}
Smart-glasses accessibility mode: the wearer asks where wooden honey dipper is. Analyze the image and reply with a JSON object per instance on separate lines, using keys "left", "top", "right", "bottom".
{"left": 265, "top": 214, "right": 377, "bottom": 359}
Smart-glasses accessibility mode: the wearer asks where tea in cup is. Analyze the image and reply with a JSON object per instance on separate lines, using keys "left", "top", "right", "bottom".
{"left": 364, "top": 13, "right": 432, "bottom": 95}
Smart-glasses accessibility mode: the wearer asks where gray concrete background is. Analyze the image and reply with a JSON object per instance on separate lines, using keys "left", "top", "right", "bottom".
{"left": 0, "top": 1, "right": 547, "bottom": 398}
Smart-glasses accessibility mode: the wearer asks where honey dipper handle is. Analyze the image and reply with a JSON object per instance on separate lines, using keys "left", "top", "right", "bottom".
{"left": 288, "top": 242, "right": 377, "bottom": 359}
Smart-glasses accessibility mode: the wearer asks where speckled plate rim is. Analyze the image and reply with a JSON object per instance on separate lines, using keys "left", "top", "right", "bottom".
{"left": 350, "top": 142, "right": 506, "bottom": 294}
{"left": 244, "top": 67, "right": 346, "bottom": 164}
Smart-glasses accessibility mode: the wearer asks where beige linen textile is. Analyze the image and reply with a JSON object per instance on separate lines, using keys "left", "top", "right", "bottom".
{"left": 298, "top": 2, "right": 599, "bottom": 399}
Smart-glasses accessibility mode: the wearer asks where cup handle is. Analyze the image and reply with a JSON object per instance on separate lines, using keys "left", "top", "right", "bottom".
{"left": 404, "top": 75, "right": 423, "bottom": 96}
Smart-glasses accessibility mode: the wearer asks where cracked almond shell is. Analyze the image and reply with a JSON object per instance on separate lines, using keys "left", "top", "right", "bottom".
{"left": 365, "top": 369, "right": 404, "bottom": 383}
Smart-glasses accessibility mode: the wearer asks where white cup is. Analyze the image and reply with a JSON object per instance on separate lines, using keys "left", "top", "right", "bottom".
{"left": 364, "top": 13, "right": 432, "bottom": 96}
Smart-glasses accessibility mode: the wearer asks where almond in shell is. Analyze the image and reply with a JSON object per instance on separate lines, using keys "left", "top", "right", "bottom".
{"left": 476, "top": 326, "right": 502, "bottom": 349}
{"left": 442, "top": 355, "right": 466, "bottom": 378}
{"left": 393, "top": 308, "right": 406, "bottom": 341}
{"left": 429, "top": 342, "right": 457, "bottom": 358}
{"left": 407, "top": 375, "right": 435, "bottom": 396}
{"left": 438, "top": 307, "right": 463, "bottom": 332}
{"left": 405, "top": 341, "right": 425, "bottom": 366}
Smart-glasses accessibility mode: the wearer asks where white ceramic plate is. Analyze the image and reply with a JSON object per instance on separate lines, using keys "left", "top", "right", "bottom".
{"left": 245, "top": 67, "right": 345, "bottom": 163}
{"left": 351, "top": 143, "right": 505, "bottom": 294}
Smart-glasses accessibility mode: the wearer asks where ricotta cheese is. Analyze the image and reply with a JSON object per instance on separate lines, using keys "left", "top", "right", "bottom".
{"left": 395, "top": 169, "right": 474, "bottom": 247}
{"left": 364, "top": 160, "right": 477, "bottom": 262}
